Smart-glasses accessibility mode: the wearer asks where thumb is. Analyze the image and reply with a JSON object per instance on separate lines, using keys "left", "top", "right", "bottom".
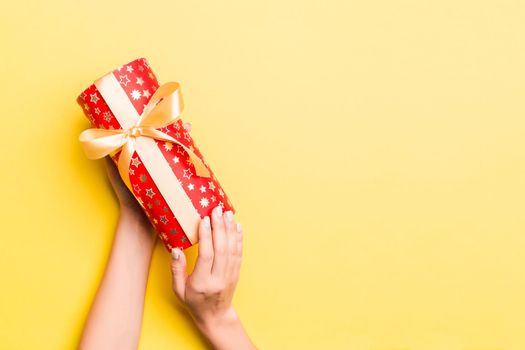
{"left": 170, "top": 247, "right": 187, "bottom": 301}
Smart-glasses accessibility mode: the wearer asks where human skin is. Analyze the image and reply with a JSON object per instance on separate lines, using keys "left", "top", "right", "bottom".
{"left": 78, "top": 123, "right": 256, "bottom": 350}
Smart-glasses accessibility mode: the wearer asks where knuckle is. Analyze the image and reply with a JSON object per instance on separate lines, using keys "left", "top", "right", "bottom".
{"left": 210, "top": 281, "right": 226, "bottom": 293}
{"left": 214, "top": 245, "right": 226, "bottom": 255}
{"left": 189, "top": 281, "right": 206, "bottom": 294}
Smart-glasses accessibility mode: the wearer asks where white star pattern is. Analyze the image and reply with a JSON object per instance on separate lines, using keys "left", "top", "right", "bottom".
{"left": 136, "top": 77, "right": 144, "bottom": 85}
{"left": 133, "top": 184, "right": 141, "bottom": 193}
{"left": 131, "top": 90, "right": 141, "bottom": 100}
{"left": 103, "top": 112, "right": 112, "bottom": 122}
{"left": 119, "top": 75, "right": 131, "bottom": 86}
{"left": 218, "top": 188, "right": 224, "bottom": 197}
{"left": 200, "top": 185, "right": 206, "bottom": 193}
{"left": 94, "top": 107, "right": 101, "bottom": 115}
{"left": 172, "top": 156, "right": 180, "bottom": 164}
{"left": 90, "top": 93, "right": 99, "bottom": 103}
{"left": 142, "top": 89, "right": 151, "bottom": 98}
{"left": 211, "top": 195, "right": 216, "bottom": 202}
{"left": 187, "top": 183, "right": 195, "bottom": 191}
{"left": 184, "top": 132, "right": 191, "bottom": 141}
{"left": 208, "top": 181, "right": 216, "bottom": 191}
{"left": 131, "top": 157, "right": 141, "bottom": 167}
{"left": 183, "top": 168, "right": 193, "bottom": 179}
{"left": 126, "top": 65, "right": 134, "bottom": 73}
{"left": 200, "top": 197, "right": 209, "bottom": 208}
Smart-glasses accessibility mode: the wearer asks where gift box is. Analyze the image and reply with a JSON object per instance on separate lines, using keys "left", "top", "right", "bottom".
{"left": 76, "top": 57, "right": 235, "bottom": 251}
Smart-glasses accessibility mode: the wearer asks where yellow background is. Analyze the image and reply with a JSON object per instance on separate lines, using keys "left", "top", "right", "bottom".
{"left": 1, "top": 0, "right": 524, "bottom": 349}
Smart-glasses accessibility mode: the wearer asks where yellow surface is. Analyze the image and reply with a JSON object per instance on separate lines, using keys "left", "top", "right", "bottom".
{"left": 1, "top": 0, "right": 524, "bottom": 349}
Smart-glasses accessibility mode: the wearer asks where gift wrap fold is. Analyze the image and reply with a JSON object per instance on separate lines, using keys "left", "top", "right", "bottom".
{"left": 76, "top": 57, "right": 235, "bottom": 250}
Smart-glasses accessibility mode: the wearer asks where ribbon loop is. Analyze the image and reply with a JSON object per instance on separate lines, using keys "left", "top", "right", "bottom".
{"left": 79, "top": 82, "right": 210, "bottom": 190}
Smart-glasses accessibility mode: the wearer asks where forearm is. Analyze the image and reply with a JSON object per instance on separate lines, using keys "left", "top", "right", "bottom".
{"left": 195, "top": 307, "right": 256, "bottom": 350}
{"left": 79, "top": 209, "right": 155, "bottom": 350}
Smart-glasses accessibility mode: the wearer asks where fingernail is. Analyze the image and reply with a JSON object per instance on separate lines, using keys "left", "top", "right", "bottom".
{"left": 203, "top": 216, "right": 211, "bottom": 229}
{"left": 236, "top": 222, "right": 242, "bottom": 233}
{"left": 213, "top": 205, "right": 223, "bottom": 218}
{"left": 171, "top": 247, "right": 181, "bottom": 260}
{"left": 225, "top": 210, "right": 233, "bottom": 222}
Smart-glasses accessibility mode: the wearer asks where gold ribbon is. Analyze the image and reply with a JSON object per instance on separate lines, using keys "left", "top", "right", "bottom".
{"left": 79, "top": 82, "right": 211, "bottom": 190}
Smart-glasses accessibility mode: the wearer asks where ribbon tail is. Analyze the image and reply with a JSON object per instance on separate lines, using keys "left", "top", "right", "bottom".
{"left": 189, "top": 152, "right": 210, "bottom": 177}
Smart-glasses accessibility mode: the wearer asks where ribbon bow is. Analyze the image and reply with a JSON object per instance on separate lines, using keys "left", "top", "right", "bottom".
{"left": 79, "top": 82, "right": 210, "bottom": 189}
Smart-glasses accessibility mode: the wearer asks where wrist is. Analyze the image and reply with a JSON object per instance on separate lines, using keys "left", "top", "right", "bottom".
{"left": 120, "top": 206, "right": 150, "bottom": 227}
{"left": 117, "top": 207, "right": 156, "bottom": 246}
{"left": 194, "top": 307, "right": 255, "bottom": 349}
{"left": 194, "top": 306, "right": 240, "bottom": 336}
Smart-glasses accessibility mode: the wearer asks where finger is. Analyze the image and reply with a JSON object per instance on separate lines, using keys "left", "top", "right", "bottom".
{"left": 170, "top": 248, "right": 187, "bottom": 301}
{"left": 223, "top": 210, "right": 237, "bottom": 278}
{"left": 232, "top": 222, "right": 243, "bottom": 282}
{"left": 210, "top": 205, "right": 228, "bottom": 277}
{"left": 183, "top": 122, "right": 192, "bottom": 132}
{"left": 235, "top": 222, "right": 243, "bottom": 257}
{"left": 193, "top": 216, "right": 214, "bottom": 276}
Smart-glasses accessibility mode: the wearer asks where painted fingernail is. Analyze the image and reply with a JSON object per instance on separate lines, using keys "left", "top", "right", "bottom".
{"left": 225, "top": 210, "right": 233, "bottom": 222}
{"left": 171, "top": 247, "right": 181, "bottom": 260}
{"left": 213, "top": 205, "right": 223, "bottom": 218}
{"left": 203, "top": 216, "right": 211, "bottom": 229}
{"left": 236, "top": 222, "right": 242, "bottom": 233}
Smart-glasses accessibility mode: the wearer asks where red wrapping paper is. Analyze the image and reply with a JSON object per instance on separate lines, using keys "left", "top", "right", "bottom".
{"left": 77, "top": 57, "right": 235, "bottom": 250}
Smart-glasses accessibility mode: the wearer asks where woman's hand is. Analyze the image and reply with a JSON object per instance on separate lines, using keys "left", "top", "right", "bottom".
{"left": 170, "top": 206, "right": 256, "bottom": 349}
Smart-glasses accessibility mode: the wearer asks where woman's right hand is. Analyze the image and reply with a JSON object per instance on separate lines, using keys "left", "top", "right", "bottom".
{"left": 170, "top": 205, "right": 256, "bottom": 349}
